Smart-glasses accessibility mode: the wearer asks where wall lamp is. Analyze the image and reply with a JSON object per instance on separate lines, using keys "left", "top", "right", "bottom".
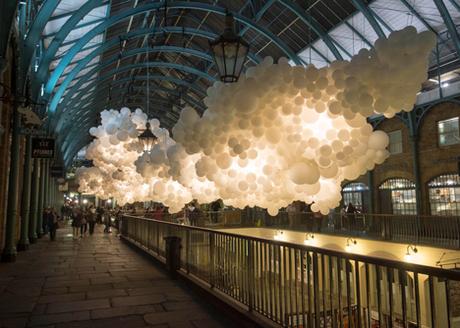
{"left": 345, "top": 237, "right": 357, "bottom": 252}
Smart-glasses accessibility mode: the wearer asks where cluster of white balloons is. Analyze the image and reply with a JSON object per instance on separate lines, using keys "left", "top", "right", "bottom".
{"left": 77, "top": 27, "right": 435, "bottom": 215}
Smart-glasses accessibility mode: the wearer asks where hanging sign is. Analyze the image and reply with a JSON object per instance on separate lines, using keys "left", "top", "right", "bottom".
{"left": 50, "top": 166, "right": 64, "bottom": 177}
{"left": 31, "top": 137, "right": 55, "bottom": 158}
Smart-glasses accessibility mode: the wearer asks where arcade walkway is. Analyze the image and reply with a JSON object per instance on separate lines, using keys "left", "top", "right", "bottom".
{"left": 0, "top": 225, "right": 231, "bottom": 328}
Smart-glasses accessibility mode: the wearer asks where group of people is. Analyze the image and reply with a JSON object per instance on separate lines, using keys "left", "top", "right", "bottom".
{"left": 144, "top": 204, "right": 165, "bottom": 220}
{"left": 70, "top": 205, "right": 114, "bottom": 239}
{"left": 42, "top": 207, "right": 61, "bottom": 241}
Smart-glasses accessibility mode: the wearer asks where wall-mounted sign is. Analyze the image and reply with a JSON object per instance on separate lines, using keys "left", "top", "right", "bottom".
{"left": 31, "top": 137, "right": 54, "bottom": 158}
{"left": 20, "top": 127, "right": 46, "bottom": 136}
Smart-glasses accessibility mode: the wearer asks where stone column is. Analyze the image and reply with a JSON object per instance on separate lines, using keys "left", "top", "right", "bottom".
{"left": 410, "top": 134, "right": 422, "bottom": 215}
{"left": 29, "top": 158, "right": 40, "bottom": 243}
{"left": 37, "top": 159, "right": 45, "bottom": 237}
{"left": 44, "top": 160, "right": 49, "bottom": 209}
{"left": 50, "top": 177, "right": 54, "bottom": 208}
{"left": 18, "top": 136, "right": 32, "bottom": 250}
{"left": 367, "top": 171, "right": 374, "bottom": 214}
{"left": 2, "top": 106, "right": 21, "bottom": 262}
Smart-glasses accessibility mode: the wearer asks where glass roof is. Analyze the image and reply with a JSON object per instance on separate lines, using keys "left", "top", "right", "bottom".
{"left": 20, "top": 0, "right": 460, "bottom": 163}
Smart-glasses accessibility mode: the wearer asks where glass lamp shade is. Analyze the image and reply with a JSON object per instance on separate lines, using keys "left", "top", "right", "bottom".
{"left": 210, "top": 12, "right": 249, "bottom": 83}
{"left": 138, "top": 122, "right": 158, "bottom": 152}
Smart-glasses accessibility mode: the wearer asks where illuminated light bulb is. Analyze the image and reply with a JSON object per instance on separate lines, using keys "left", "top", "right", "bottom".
{"left": 345, "top": 238, "right": 357, "bottom": 253}
{"left": 304, "top": 233, "right": 315, "bottom": 245}
{"left": 82, "top": 199, "right": 88, "bottom": 204}
{"left": 404, "top": 245, "right": 418, "bottom": 262}
{"left": 274, "top": 230, "right": 284, "bottom": 241}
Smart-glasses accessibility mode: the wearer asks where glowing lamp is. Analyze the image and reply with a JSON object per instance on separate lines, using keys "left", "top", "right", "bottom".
{"left": 274, "top": 230, "right": 284, "bottom": 241}
{"left": 138, "top": 122, "right": 158, "bottom": 152}
{"left": 209, "top": 11, "right": 249, "bottom": 83}
{"left": 345, "top": 238, "right": 357, "bottom": 253}
{"left": 404, "top": 244, "right": 418, "bottom": 262}
{"left": 304, "top": 233, "right": 315, "bottom": 245}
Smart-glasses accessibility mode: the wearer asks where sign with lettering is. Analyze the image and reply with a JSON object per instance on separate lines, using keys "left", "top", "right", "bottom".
{"left": 20, "top": 127, "right": 46, "bottom": 136}
{"left": 31, "top": 137, "right": 54, "bottom": 158}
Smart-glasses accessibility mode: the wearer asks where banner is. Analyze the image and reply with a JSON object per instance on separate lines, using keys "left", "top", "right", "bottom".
{"left": 31, "top": 137, "right": 54, "bottom": 158}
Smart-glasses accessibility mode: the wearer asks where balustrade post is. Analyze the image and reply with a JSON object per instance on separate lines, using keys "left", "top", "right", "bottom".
{"left": 186, "top": 229, "right": 190, "bottom": 274}
{"left": 2, "top": 104, "right": 21, "bottom": 262}
{"left": 156, "top": 222, "right": 160, "bottom": 255}
{"left": 28, "top": 158, "right": 39, "bottom": 243}
{"left": 457, "top": 217, "right": 460, "bottom": 249}
{"left": 18, "top": 135, "right": 33, "bottom": 251}
{"left": 247, "top": 239, "right": 254, "bottom": 312}
{"left": 210, "top": 233, "right": 215, "bottom": 288}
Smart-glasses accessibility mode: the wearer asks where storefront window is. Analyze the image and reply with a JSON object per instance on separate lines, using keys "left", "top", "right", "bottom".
{"left": 428, "top": 174, "right": 460, "bottom": 216}
{"left": 342, "top": 183, "right": 368, "bottom": 212}
{"left": 438, "top": 117, "right": 459, "bottom": 146}
{"left": 388, "top": 130, "right": 403, "bottom": 154}
{"left": 379, "top": 178, "right": 417, "bottom": 215}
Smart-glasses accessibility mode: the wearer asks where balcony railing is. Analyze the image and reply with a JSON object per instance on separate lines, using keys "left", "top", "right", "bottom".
{"left": 191, "top": 210, "right": 460, "bottom": 250}
{"left": 121, "top": 215, "right": 460, "bottom": 328}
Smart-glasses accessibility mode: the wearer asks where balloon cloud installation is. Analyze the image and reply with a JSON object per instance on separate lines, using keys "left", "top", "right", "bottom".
{"left": 77, "top": 27, "right": 435, "bottom": 215}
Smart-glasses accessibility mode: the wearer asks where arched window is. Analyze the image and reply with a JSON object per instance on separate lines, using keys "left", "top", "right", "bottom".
{"left": 342, "top": 182, "right": 369, "bottom": 212}
{"left": 379, "top": 178, "right": 417, "bottom": 215}
{"left": 428, "top": 174, "right": 460, "bottom": 216}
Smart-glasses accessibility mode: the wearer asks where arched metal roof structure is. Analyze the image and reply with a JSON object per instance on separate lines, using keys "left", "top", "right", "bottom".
{"left": 11, "top": 0, "right": 460, "bottom": 166}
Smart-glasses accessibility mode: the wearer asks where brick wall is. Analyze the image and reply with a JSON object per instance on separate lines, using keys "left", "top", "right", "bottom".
{"left": 347, "top": 101, "right": 460, "bottom": 214}
{"left": 418, "top": 102, "right": 460, "bottom": 214}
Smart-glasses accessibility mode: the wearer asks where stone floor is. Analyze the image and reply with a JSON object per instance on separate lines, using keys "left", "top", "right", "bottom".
{"left": 0, "top": 224, "right": 232, "bottom": 328}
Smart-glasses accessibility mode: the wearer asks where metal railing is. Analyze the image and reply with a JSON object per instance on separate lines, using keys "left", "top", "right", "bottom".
{"left": 198, "top": 210, "right": 460, "bottom": 249}
{"left": 121, "top": 215, "right": 460, "bottom": 328}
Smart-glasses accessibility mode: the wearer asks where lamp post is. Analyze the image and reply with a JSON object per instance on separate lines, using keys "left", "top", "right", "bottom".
{"left": 138, "top": 122, "right": 158, "bottom": 152}
{"left": 209, "top": 11, "right": 249, "bottom": 83}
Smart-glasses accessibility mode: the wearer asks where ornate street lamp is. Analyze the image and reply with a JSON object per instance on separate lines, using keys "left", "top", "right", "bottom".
{"left": 209, "top": 11, "right": 249, "bottom": 83}
{"left": 138, "top": 122, "right": 158, "bottom": 152}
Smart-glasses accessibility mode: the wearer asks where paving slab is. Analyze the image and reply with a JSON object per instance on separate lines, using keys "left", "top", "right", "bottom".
{"left": 0, "top": 224, "right": 231, "bottom": 328}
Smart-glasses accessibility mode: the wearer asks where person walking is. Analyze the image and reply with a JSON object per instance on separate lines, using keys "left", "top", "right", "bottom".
{"left": 346, "top": 202, "right": 357, "bottom": 230}
{"left": 42, "top": 207, "right": 50, "bottom": 235}
{"left": 153, "top": 204, "right": 164, "bottom": 221}
{"left": 88, "top": 205, "right": 96, "bottom": 235}
{"left": 96, "top": 206, "right": 104, "bottom": 224}
{"left": 210, "top": 200, "right": 221, "bottom": 223}
{"left": 71, "top": 208, "right": 82, "bottom": 239}
{"left": 47, "top": 207, "right": 58, "bottom": 241}
{"left": 103, "top": 208, "right": 111, "bottom": 233}
{"left": 188, "top": 202, "right": 201, "bottom": 226}
{"left": 80, "top": 209, "right": 88, "bottom": 236}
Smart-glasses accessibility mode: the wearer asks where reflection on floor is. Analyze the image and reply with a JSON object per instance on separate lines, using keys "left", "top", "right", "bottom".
{"left": 0, "top": 224, "right": 231, "bottom": 328}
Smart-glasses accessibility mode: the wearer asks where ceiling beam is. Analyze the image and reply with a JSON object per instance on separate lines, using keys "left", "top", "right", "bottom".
{"left": 19, "top": 0, "right": 59, "bottom": 91}
{"left": 278, "top": 0, "right": 343, "bottom": 60}
{"left": 350, "top": 0, "right": 386, "bottom": 38}
{"left": 43, "top": 1, "right": 301, "bottom": 99}
{"left": 56, "top": 45, "right": 212, "bottom": 110}
{"left": 433, "top": 0, "right": 460, "bottom": 59}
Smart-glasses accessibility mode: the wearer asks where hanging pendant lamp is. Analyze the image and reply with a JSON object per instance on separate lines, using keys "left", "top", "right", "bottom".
{"left": 209, "top": 11, "right": 249, "bottom": 83}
